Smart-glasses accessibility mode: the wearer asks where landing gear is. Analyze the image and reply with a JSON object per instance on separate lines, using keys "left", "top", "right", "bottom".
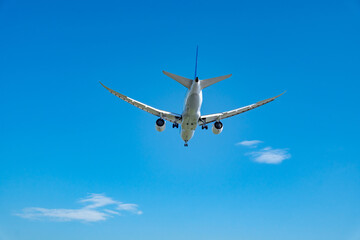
{"left": 184, "top": 141, "right": 188, "bottom": 147}
{"left": 172, "top": 123, "right": 179, "bottom": 128}
{"left": 201, "top": 125, "right": 208, "bottom": 130}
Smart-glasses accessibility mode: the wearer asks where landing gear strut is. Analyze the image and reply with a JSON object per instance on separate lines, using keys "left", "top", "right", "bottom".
{"left": 172, "top": 123, "right": 179, "bottom": 128}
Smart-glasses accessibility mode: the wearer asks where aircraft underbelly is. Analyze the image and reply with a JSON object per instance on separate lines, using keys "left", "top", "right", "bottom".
{"left": 181, "top": 129, "right": 194, "bottom": 141}
{"left": 186, "top": 93, "right": 201, "bottom": 112}
{"left": 181, "top": 93, "right": 202, "bottom": 141}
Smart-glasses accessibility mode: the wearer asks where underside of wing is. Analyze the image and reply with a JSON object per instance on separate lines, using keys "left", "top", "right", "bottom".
{"left": 100, "top": 82, "right": 182, "bottom": 123}
{"left": 199, "top": 92, "right": 286, "bottom": 125}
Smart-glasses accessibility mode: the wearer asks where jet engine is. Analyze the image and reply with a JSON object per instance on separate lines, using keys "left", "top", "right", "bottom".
{"left": 212, "top": 121, "right": 223, "bottom": 134}
{"left": 155, "top": 118, "right": 166, "bottom": 132}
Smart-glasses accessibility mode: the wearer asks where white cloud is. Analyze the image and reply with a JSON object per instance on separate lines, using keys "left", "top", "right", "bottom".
{"left": 80, "top": 193, "right": 116, "bottom": 209}
{"left": 16, "top": 193, "right": 141, "bottom": 222}
{"left": 236, "top": 139, "right": 291, "bottom": 164}
{"left": 236, "top": 140, "right": 263, "bottom": 148}
{"left": 104, "top": 209, "right": 120, "bottom": 215}
{"left": 117, "top": 203, "right": 143, "bottom": 215}
{"left": 17, "top": 207, "right": 108, "bottom": 222}
{"left": 247, "top": 147, "right": 291, "bottom": 164}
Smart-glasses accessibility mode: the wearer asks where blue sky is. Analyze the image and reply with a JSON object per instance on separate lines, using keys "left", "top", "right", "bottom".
{"left": 1, "top": 0, "right": 360, "bottom": 239}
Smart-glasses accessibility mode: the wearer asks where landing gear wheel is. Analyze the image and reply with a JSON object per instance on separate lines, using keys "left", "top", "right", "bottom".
{"left": 184, "top": 143, "right": 188, "bottom": 147}
{"left": 172, "top": 123, "right": 179, "bottom": 128}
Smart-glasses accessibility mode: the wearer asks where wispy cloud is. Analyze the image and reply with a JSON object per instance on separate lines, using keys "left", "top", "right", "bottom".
{"left": 236, "top": 140, "right": 291, "bottom": 164}
{"left": 17, "top": 207, "right": 109, "bottom": 222}
{"left": 16, "top": 193, "right": 142, "bottom": 222}
{"left": 247, "top": 147, "right": 291, "bottom": 164}
{"left": 236, "top": 140, "right": 263, "bottom": 148}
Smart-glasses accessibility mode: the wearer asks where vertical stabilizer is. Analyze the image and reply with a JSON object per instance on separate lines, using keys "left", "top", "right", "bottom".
{"left": 194, "top": 45, "right": 199, "bottom": 80}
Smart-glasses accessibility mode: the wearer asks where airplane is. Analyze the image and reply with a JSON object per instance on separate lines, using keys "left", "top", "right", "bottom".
{"left": 100, "top": 47, "right": 285, "bottom": 146}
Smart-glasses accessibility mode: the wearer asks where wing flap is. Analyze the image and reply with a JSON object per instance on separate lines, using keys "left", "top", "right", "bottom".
{"left": 100, "top": 82, "right": 182, "bottom": 123}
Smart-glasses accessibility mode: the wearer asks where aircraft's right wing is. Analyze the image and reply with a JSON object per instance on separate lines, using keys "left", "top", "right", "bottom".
{"left": 199, "top": 92, "right": 285, "bottom": 125}
{"left": 100, "top": 82, "right": 182, "bottom": 123}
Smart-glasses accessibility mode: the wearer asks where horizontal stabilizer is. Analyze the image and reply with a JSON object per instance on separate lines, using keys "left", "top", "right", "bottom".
{"left": 200, "top": 74, "right": 232, "bottom": 89}
{"left": 163, "top": 71, "right": 192, "bottom": 89}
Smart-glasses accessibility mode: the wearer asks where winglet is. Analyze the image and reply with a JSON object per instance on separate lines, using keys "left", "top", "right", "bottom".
{"left": 99, "top": 81, "right": 110, "bottom": 90}
{"left": 275, "top": 91, "right": 287, "bottom": 98}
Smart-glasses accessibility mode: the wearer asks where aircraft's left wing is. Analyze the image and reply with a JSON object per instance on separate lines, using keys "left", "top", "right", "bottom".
{"left": 199, "top": 92, "right": 285, "bottom": 125}
{"left": 100, "top": 82, "right": 182, "bottom": 123}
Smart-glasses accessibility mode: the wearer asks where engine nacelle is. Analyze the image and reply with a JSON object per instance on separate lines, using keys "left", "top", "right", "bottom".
{"left": 155, "top": 118, "right": 166, "bottom": 132}
{"left": 212, "top": 121, "right": 223, "bottom": 134}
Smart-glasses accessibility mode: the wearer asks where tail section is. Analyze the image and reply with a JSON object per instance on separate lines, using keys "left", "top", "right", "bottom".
{"left": 164, "top": 46, "right": 232, "bottom": 89}
{"left": 200, "top": 74, "right": 232, "bottom": 89}
{"left": 162, "top": 71, "right": 192, "bottom": 89}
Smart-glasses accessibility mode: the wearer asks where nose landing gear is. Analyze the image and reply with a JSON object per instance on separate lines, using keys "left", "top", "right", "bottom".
{"left": 172, "top": 123, "right": 179, "bottom": 128}
{"left": 201, "top": 125, "right": 208, "bottom": 130}
{"left": 184, "top": 141, "right": 188, "bottom": 147}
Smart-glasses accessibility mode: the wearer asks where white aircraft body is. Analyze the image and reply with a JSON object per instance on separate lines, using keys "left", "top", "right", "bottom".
{"left": 100, "top": 47, "right": 284, "bottom": 146}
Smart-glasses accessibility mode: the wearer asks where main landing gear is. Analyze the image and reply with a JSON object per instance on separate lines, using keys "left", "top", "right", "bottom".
{"left": 172, "top": 123, "right": 179, "bottom": 128}
{"left": 201, "top": 125, "right": 208, "bottom": 130}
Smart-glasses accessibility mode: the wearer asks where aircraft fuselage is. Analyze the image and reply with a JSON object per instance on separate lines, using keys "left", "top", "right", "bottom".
{"left": 181, "top": 79, "right": 202, "bottom": 143}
